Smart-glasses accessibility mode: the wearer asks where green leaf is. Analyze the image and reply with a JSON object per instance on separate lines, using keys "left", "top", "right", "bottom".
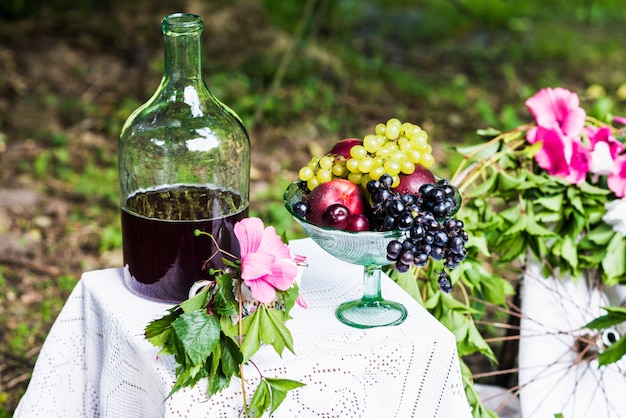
{"left": 602, "top": 233, "right": 626, "bottom": 279}
{"left": 172, "top": 310, "right": 221, "bottom": 366}
{"left": 239, "top": 309, "right": 262, "bottom": 362}
{"left": 219, "top": 333, "right": 243, "bottom": 377}
{"left": 145, "top": 308, "right": 181, "bottom": 348}
{"left": 180, "top": 287, "right": 210, "bottom": 313}
{"left": 534, "top": 194, "right": 563, "bottom": 212}
{"left": 584, "top": 306, "right": 626, "bottom": 329}
{"left": 259, "top": 306, "right": 295, "bottom": 356}
{"left": 598, "top": 333, "right": 626, "bottom": 366}
{"left": 266, "top": 378, "right": 306, "bottom": 414}
{"left": 559, "top": 235, "right": 578, "bottom": 271}
{"left": 249, "top": 379, "right": 271, "bottom": 416}
{"left": 498, "top": 170, "right": 525, "bottom": 190}
{"left": 213, "top": 273, "right": 238, "bottom": 317}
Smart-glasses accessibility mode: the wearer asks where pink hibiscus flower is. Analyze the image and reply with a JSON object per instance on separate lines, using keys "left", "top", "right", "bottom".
{"left": 525, "top": 87, "right": 586, "bottom": 140}
{"left": 234, "top": 217, "right": 306, "bottom": 305}
{"left": 586, "top": 126, "right": 625, "bottom": 175}
{"left": 531, "top": 126, "right": 589, "bottom": 184}
{"left": 608, "top": 154, "right": 626, "bottom": 198}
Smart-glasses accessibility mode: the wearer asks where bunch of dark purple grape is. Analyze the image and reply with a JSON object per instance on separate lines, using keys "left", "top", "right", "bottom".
{"left": 367, "top": 175, "right": 468, "bottom": 294}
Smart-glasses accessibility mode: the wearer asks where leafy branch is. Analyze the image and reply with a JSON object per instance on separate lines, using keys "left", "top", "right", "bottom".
{"left": 145, "top": 262, "right": 304, "bottom": 417}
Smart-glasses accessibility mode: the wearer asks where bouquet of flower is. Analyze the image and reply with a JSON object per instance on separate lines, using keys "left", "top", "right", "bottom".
{"left": 450, "top": 87, "right": 626, "bottom": 367}
{"left": 144, "top": 217, "right": 307, "bottom": 418}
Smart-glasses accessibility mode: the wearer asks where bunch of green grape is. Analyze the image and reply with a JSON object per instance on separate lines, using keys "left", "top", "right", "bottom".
{"left": 298, "top": 118, "right": 433, "bottom": 191}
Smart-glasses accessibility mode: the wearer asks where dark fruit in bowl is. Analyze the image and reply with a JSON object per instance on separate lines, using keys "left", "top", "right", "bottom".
{"left": 306, "top": 179, "right": 367, "bottom": 226}
{"left": 346, "top": 213, "right": 370, "bottom": 232}
{"left": 322, "top": 204, "right": 350, "bottom": 229}
{"left": 394, "top": 164, "right": 436, "bottom": 195}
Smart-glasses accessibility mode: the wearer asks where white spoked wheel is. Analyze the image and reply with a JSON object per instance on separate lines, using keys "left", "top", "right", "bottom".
{"left": 473, "top": 260, "right": 626, "bottom": 418}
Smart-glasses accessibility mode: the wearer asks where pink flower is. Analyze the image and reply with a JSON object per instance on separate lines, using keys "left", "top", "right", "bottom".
{"left": 234, "top": 217, "right": 306, "bottom": 305}
{"left": 586, "top": 126, "right": 625, "bottom": 175}
{"left": 525, "top": 87, "right": 586, "bottom": 139}
{"left": 531, "top": 126, "right": 589, "bottom": 184}
{"left": 608, "top": 154, "right": 626, "bottom": 198}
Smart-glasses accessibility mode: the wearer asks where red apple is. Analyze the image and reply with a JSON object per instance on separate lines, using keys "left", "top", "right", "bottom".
{"left": 346, "top": 213, "right": 370, "bottom": 232}
{"left": 328, "top": 138, "right": 363, "bottom": 158}
{"left": 394, "top": 164, "right": 436, "bottom": 195}
{"left": 306, "top": 179, "right": 367, "bottom": 226}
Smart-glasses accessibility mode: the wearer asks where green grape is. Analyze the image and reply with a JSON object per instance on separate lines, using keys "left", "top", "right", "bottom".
{"left": 318, "top": 155, "right": 334, "bottom": 170}
{"left": 299, "top": 166, "right": 314, "bottom": 181}
{"left": 332, "top": 163, "right": 346, "bottom": 177}
{"left": 407, "top": 149, "right": 422, "bottom": 164}
{"left": 316, "top": 168, "right": 332, "bottom": 183}
{"left": 370, "top": 165, "right": 385, "bottom": 180}
{"left": 360, "top": 174, "right": 373, "bottom": 188}
{"left": 307, "top": 177, "right": 320, "bottom": 191}
{"left": 363, "top": 134, "right": 381, "bottom": 153}
{"left": 391, "top": 175, "right": 400, "bottom": 188}
{"left": 358, "top": 156, "right": 374, "bottom": 173}
{"left": 347, "top": 172, "right": 362, "bottom": 184}
{"left": 385, "top": 118, "right": 401, "bottom": 140}
{"left": 346, "top": 158, "right": 360, "bottom": 173}
{"left": 350, "top": 145, "right": 367, "bottom": 159}
{"left": 404, "top": 124, "right": 423, "bottom": 140}
{"left": 384, "top": 159, "right": 401, "bottom": 176}
{"left": 401, "top": 159, "right": 415, "bottom": 174}
{"left": 420, "top": 153, "right": 435, "bottom": 168}
{"left": 375, "top": 123, "right": 386, "bottom": 136}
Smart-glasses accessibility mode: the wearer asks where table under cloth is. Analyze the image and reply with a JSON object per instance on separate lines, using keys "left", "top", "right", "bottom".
{"left": 15, "top": 238, "right": 471, "bottom": 417}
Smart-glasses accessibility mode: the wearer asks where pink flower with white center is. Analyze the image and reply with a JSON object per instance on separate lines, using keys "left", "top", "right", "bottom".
{"left": 234, "top": 217, "right": 306, "bottom": 305}
{"left": 585, "top": 126, "right": 625, "bottom": 175}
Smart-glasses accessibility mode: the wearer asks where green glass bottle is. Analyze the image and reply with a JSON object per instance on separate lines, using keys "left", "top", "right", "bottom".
{"left": 118, "top": 13, "right": 250, "bottom": 303}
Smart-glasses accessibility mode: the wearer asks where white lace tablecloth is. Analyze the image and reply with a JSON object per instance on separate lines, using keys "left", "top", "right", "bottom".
{"left": 15, "top": 238, "right": 470, "bottom": 418}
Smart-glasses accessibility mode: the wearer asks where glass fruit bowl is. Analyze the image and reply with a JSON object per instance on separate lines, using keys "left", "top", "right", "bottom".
{"left": 284, "top": 181, "right": 408, "bottom": 328}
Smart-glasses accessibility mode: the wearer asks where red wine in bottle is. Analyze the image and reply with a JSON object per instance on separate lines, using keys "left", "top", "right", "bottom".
{"left": 121, "top": 185, "right": 247, "bottom": 302}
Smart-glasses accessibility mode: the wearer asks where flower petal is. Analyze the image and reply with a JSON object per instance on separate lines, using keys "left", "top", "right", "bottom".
{"left": 246, "top": 279, "right": 277, "bottom": 304}
{"left": 257, "top": 225, "right": 292, "bottom": 261}
{"left": 234, "top": 217, "right": 265, "bottom": 257}
{"left": 608, "top": 155, "right": 626, "bottom": 198}
{"left": 240, "top": 252, "right": 274, "bottom": 281}
{"left": 265, "top": 260, "right": 298, "bottom": 291}
{"left": 525, "top": 87, "right": 585, "bottom": 138}
{"left": 532, "top": 127, "right": 572, "bottom": 177}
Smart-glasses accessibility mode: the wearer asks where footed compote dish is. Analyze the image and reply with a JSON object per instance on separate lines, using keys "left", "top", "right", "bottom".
{"left": 284, "top": 181, "right": 408, "bottom": 328}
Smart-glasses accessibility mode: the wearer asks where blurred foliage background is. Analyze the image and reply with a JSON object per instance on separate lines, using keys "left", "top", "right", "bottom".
{"left": 1, "top": 0, "right": 626, "bottom": 415}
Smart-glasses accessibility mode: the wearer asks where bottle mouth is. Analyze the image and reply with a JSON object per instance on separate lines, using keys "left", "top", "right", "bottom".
{"left": 162, "top": 13, "right": 204, "bottom": 35}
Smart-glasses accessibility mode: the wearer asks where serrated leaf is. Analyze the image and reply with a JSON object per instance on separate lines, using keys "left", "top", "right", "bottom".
{"left": 145, "top": 308, "right": 181, "bottom": 348}
{"left": 219, "top": 333, "right": 243, "bottom": 377}
{"left": 249, "top": 379, "right": 271, "bottom": 416}
{"left": 172, "top": 310, "right": 221, "bottom": 366}
{"left": 258, "top": 306, "right": 295, "bottom": 356}
{"left": 239, "top": 309, "right": 262, "bottom": 362}
{"left": 265, "top": 378, "right": 306, "bottom": 415}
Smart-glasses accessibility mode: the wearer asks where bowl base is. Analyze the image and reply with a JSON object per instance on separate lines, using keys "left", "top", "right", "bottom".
{"left": 335, "top": 299, "right": 407, "bottom": 329}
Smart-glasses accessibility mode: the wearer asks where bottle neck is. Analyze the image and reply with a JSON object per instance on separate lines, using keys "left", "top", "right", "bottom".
{"left": 161, "top": 14, "right": 205, "bottom": 87}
